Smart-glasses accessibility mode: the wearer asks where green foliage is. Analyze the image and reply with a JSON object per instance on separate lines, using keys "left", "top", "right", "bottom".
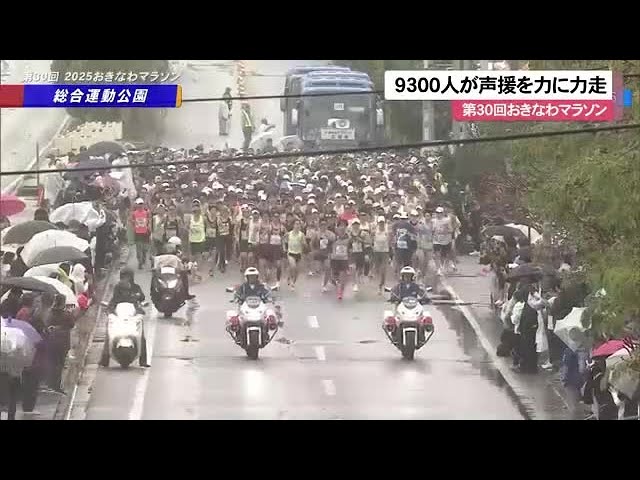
{"left": 50, "top": 60, "right": 169, "bottom": 140}
{"left": 333, "top": 60, "right": 423, "bottom": 142}
{"left": 510, "top": 59, "right": 640, "bottom": 337}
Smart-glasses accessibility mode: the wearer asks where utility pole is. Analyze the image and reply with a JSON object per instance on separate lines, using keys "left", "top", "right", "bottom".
{"left": 421, "top": 60, "right": 436, "bottom": 155}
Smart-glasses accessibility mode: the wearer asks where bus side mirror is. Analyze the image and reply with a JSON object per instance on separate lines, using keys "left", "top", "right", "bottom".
{"left": 291, "top": 109, "right": 298, "bottom": 127}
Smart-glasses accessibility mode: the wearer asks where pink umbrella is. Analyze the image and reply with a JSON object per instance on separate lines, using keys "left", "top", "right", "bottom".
{"left": 591, "top": 339, "right": 627, "bottom": 358}
{"left": 0, "top": 194, "right": 26, "bottom": 217}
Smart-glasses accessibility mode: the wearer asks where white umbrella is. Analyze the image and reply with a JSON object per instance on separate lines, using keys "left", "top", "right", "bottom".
{"left": 24, "top": 263, "right": 61, "bottom": 278}
{"left": 554, "top": 307, "right": 589, "bottom": 351}
{"left": 505, "top": 223, "right": 542, "bottom": 244}
{"left": 31, "top": 276, "right": 77, "bottom": 307}
{"left": 21, "top": 230, "right": 89, "bottom": 267}
{"left": 50, "top": 201, "right": 101, "bottom": 226}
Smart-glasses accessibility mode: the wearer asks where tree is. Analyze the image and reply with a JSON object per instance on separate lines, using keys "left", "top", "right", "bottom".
{"left": 507, "top": 60, "right": 640, "bottom": 340}
{"left": 51, "top": 60, "right": 170, "bottom": 141}
{"left": 333, "top": 60, "right": 423, "bottom": 142}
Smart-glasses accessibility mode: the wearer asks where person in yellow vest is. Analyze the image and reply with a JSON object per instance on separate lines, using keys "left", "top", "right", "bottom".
{"left": 188, "top": 200, "right": 207, "bottom": 280}
{"left": 241, "top": 103, "right": 254, "bottom": 151}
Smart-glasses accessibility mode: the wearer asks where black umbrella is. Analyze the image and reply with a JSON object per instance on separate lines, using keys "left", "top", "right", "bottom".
{"left": 64, "top": 157, "right": 111, "bottom": 180}
{"left": 0, "top": 276, "right": 59, "bottom": 295}
{"left": 29, "top": 246, "right": 87, "bottom": 267}
{"left": 482, "top": 225, "right": 526, "bottom": 239}
{"left": 86, "top": 141, "right": 125, "bottom": 157}
{"left": 507, "top": 263, "right": 544, "bottom": 281}
{"left": 2, "top": 220, "right": 59, "bottom": 245}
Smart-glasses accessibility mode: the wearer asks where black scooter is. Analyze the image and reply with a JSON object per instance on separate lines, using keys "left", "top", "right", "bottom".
{"left": 151, "top": 267, "right": 185, "bottom": 317}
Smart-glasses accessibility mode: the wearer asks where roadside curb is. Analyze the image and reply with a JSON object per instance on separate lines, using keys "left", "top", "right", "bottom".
{"left": 440, "top": 278, "right": 542, "bottom": 420}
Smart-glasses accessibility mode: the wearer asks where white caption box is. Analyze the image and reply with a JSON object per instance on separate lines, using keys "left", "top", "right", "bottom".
{"left": 384, "top": 70, "right": 613, "bottom": 101}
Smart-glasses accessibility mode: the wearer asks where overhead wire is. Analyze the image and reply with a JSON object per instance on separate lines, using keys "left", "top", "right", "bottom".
{"left": 2, "top": 122, "right": 638, "bottom": 178}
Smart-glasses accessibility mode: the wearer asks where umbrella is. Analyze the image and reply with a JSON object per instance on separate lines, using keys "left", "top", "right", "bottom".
{"left": 0, "top": 276, "right": 59, "bottom": 295}
{"left": 64, "top": 157, "right": 111, "bottom": 180}
{"left": 507, "top": 263, "right": 544, "bottom": 282}
{"left": 31, "top": 276, "right": 77, "bottom": 307}
{"left": 24, "top": 263, "right": 62, "bottom": 278}
{"left": 50, "top": 201, "right": 101, "bottom": 226}
{"left": 505, "top": 223, "right": 542, "bottom": 244}
{"left": 0, "top": 321, "right": 38, "bottom": 377}
{"left": 1, "top": 317, "right": 43, "bottom": 346}
{"left": 28, "top": 246, "right": 87, "bottom": 268}
{"left": 0, "top": 194, "right": 26, "bottom": 217}
{"left": 1, "top": 220, "right": 59, "bottom": 246}
{"left": 86, "top": 141, "right": 125, "bottom": 157}
{"left": 482, "top": 225, "right": 526, "bottom": 239}
{"left": 22, "top": 230, "right": 89, "bottom": 266}
{"left": 554, "top": 307, "right": 588, "bottom": 351}
{"left": 592, "top": 339, "right": 627, "bottom": 358}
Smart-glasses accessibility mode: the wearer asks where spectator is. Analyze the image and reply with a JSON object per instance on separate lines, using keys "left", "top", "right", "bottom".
{"left": 15, "top": 292, "right": 35, "bottom": 323}
{"left": 44, "top": 294, "right": 75, "bottom": 394}
{"left": 33, "top": 207, "right": 49, "bottom": 222}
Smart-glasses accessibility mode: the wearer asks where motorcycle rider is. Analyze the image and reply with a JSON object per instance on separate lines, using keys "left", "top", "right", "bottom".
{"left": 151, "top": 242, "right": 194, "bottom": 305}
{"left": 389, "top": 266, "right": 429, "bottom": 305}
{"left": 233, "top": 267, "right": 273, "bottom": 305}
{"left": 102, "top": 268, "right": 150, "bottom": 367}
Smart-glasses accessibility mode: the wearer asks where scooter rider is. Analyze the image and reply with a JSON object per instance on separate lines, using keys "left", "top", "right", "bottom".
{"left": 161, "top": 237, "right": 196, "bottom": 300}
{"left": 102, "top": 268, "right": 150, "bottom": 367}
{"left": 234, "top": 267, "right": 273, "bottom": 305}
{"left": 389, "top": 266, "right": 429, "bottom": 304}
{"left": 108, "top": 268, "right": 146, "bottom": 314}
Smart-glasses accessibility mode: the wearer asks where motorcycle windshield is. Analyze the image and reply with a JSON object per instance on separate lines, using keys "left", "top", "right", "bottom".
{"left": 245, "top": 296, "right": 262, "bottom": 308}
{"left": 401, "top": 297, "right": 418, "bottom": 309}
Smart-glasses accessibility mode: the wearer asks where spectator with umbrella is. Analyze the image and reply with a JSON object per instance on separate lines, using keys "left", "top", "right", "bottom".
{"left": 44, "top": 294, "right": 75, "bottom": 394}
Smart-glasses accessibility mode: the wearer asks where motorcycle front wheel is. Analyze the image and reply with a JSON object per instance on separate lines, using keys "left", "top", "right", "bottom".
{"left": 246, "top": 330, "right": 260, "bottom": 360}
{"left": 401, "top": 331, "right": 416, "bottom": 360}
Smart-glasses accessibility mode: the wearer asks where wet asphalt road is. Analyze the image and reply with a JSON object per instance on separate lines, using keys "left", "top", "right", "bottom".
{"left": 82, "top": 60, "right": 524, "bottom": 420}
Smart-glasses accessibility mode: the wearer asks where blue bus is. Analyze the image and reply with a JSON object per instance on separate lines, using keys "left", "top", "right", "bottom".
{"left": 289, "top": 71, "right": 384, "bottom": 148}
{"left": 281, "top": 65, "right": 352, "bottom": 136}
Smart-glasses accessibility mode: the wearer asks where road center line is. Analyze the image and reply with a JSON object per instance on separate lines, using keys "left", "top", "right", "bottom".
{"left": 128, "top": 308, "right": 159, "bottom": 421}
{"left": 322, "top": 379, "right": 336, "bottom": 396}
{"left": 307, "top": 315, "right": 319, "bottom": 328}
{"left": 314, "top": 346, "right": 326, "bottom": 361}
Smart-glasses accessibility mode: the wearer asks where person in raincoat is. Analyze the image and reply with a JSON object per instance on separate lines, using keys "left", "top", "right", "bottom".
{"left": 218, "top": 100, "right": 230, "bottom": 136}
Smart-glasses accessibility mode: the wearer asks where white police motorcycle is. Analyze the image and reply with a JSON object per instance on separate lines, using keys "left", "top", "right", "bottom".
{"left": 224, "top": 287, "right": 282, "bottom": 360}
{"left": 383, "top": 287, "right": 435, "bottom": 360}
{"left": 100, "top": 301, "right": 148, "bottom": 368}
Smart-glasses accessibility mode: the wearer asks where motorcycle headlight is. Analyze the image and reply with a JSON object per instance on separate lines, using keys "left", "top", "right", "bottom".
{"left": 166, "top": 278, "right": 178, "bottom": 289}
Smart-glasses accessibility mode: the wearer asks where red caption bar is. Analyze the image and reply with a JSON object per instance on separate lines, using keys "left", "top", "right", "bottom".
{"left": 451, "top": 99, "right": 615, "bottom": 122}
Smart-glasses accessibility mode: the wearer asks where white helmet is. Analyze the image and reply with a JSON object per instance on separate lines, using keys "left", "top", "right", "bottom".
{"left": 167, "top": 236, "right": 182, "bottom": 246}
{"left": 400, "top": 266, "right": 416, "bottom": 280}
{"left": 244, "top": 267, "right": 260, "bottom": 282}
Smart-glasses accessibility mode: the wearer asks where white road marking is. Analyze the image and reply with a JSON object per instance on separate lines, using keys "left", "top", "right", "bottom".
{"left": 314, "top": 346, "right": 326, "bottom": 361}
{"left": 307, "top": 315, "right": 319, "bottom": 328}
{"left": 322, "top": 379, "right": 336, "bottom": 396}
{"left": 128, "top": 309, "right": 159, "bottom": 421}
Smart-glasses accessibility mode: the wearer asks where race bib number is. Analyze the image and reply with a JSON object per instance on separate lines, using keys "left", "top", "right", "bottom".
{"left": 270, "top": 235, "right": 282, "bottom": 245}
{"left": 335, "top": 245, "right": 347, "bottom": 256}
{"left": 396, "top": 240, "right": 408, "bottom": 249}
{"left": 319, "top": 238, "right": 329, "bottom": 250}
{"left": 352, "top": 241, "right": 363, "bottom": 253}
{"left": 135, "top": 218, "right": 147, "bottom": 228}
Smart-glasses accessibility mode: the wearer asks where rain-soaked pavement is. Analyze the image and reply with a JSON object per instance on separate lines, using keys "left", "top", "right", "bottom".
{"left": 82, "top": 252, "right": 524, "bottom": 420}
